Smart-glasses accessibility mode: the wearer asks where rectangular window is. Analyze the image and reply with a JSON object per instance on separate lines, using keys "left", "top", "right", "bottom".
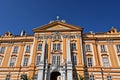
{"left": 107, "top": 76, "right": 112, "bottom": 80}
{"left": 25, "top": 45, "right": 30, "bottom": 53}
{"left": 0, "top": 46, "right": 5, "bottom": 53}
{"left": 52, "top": 55, "right": 60, "bottom": 65}
{"left": 88, "top": 57, "right": 92, "bottom": 67}
{"left": 72, "top": 54, "right": 77, "bottom": 66}
{"left": 6, "top": 75, "right": 10, "bottom": 80}
{"left": 86, "top": 45, "right": 91, "bottom": 52}
{"left": 9, "top": 57, "right": 16, "bottom": 67}
{"left": 116, "top": 45, "right": 120, "bottom": 52}
{"left": 23, "top": 57, "right": 28, "bottom": 66}
{"left": 100, "top": 45, "right": 106, "bottom": 52}
{"left": 71, "top": 43, "right": 76, "bottom": 51}
{"left": 36, "top": 55, "right": 41, "bottom": 65}
{"left": 37, "top": 44, "right": 42, "bottom": 51}
{"left": 103, "top": 57, "right": 109, "bottom": 67}
{"left": 53, "top": 43, "right": 61, "bottom": 50}
{"left": 90, "top": 75, "right": 94, "bottom": 80}
{"left": 13, "top": 46, "right": 19, "bottom": 53}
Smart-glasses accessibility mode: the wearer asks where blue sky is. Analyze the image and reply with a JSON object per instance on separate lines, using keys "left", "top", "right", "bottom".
{"left": 0, "top": 0, "right": 120, "bottom": 35}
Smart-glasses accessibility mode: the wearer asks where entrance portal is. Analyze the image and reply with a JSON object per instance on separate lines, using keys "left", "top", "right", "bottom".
{"left": 50, "top": 71, "right": 61, "bottom": 80}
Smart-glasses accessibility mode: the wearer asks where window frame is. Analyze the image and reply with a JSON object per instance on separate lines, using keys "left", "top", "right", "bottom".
{"left": 37, "top": 44, "right": 42, "bottom": 51}
{"left": 100, "top": 45, "right": 106, "bottom": 52}
{"left": 72, "top": 54, "right": 77, "bottom": 66}
{"left": 0, "top": 46, "right": 5, "bottom": 54}
{"left": 23, "top": 57, "right": 29, "bottom": 66}
{"left": 87, "top": 57, "right": 92, "bottom": 67}
{"left": 36, "top": 54, "right": 41, "bottom": 65}
{"left": 52, "top": 54, "right": 61, "bottom": 65}
{"left": 71, "top": 43, "right": 76, "bottom": 51}
{"left": 9, "top": 57, "right": 16, "bottom": 67}
{"left": 103, "top": 57, "right": 109, "bottom": 67}
{"left": 86, "top": 44, "right": 91, "bottom": 52}
{"left": 25, "top": 45, "right": 31, "bottom": 53}
{"left": 13, "top": 46, "right": 19, "bottom": 53}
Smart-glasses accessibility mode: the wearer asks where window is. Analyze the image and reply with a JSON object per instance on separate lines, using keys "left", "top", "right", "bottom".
{"left": 107, "top": 76, "right": 112, "bottom": 80}
{"left": 23, "top": 57, "right": 28, "bottom": 66}
{"left": 6, "top": 74, "right": 10, "bottom": 80}
{"left": 71, "top": 43, "right": 76, "bottom": 51}
{"left": 86, "top": 45, "right": 91, "bottom": 52}
{"left": 36, "top": 55, "right": 41, "bottom": 65}
{"left": 88, "top": 57, "right": 92, "bottom": 67}
{"left": 100, "top": 45, "right": 106, "bottom": 52}
{"left": 0, "top": 57, "right": 3, "bottom": 66}
{"left": 25, "top": 45, "right": 30, "bottom": 53}
{"left": 33, "top": 74, "right": 38, "bottom": 80}
{"left": 103, "top": 57, "right": 109, "bottom": 67}
{"left": 0, "top": 46, "right": 5, "bottom": 53}
{"left": 37, "top": 44, "right": 42, "bottom": 51}
{"left": 70, "top": 35, "right": 75, "bottom": 39}
{"left": 52, "top": 55, "right": 60, "bottom": 65}
{"left": 9, "top": 57, "right": 16, "bottom": 67}
{"left": 116, "top": 45, "right": 120, "bottom": 52}
{"left": 13, "top": 46, "right": 19, "bottom": 53}
{"left": 54, "top": 35, "right": 61, "bottom": 39}
{"left": 90, "top": 75, "right": 94, "bottom": 80}
{"left": 72, "top": 54, "right": 77, "bottom": 66}
{"left": 53, "top": 43, "right": 61, "bottom": 50}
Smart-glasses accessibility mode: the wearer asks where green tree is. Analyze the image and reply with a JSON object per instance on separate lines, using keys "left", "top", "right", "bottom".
{"left": 21, "top": 74, "right": 28, "bottom": 80}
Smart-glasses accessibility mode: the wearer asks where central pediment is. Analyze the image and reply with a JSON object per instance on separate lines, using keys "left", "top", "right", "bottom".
{"left": 33, "top": 21, "right": 83, "bottom": 32}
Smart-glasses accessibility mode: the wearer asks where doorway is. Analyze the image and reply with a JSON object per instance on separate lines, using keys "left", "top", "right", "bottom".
{"left": 50, "top": 71, "right": 61, "bottom": 80}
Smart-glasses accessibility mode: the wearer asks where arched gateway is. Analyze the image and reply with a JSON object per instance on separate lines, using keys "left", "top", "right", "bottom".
{"left": 50, "top": 71, "right": 61, "bottom": 80}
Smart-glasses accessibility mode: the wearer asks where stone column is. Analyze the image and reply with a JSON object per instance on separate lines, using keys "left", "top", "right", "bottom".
{"left": 37, "top": 41, "right": 46, "bottom": 80}
{"left": 66, "top": 39, "right": 73, "bottom": 80}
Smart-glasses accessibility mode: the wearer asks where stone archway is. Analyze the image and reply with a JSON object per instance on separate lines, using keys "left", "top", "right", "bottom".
{"left": 50, "top": 71, "right": 61, "bottom": 80}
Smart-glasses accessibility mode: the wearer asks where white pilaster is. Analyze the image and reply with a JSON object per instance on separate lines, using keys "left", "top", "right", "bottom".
{"left": 37, "top": 41, "right": 46, "bottom": 80}
{"left": 66, "top": 39, "right": 73, "bottom": 80}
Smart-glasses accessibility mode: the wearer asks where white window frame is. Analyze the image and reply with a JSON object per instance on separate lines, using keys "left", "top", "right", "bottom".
{"left": 103, "top": 57, "right": 109, "bottom": 67}
{"left": 87, "top": 57, "right": 92, "bottom": 67}
{"left": 52, "top": 54, "right": 61, "bottom": 65}
{"left": 37, "top": 44, "right": 42, "bottom": 51}
{"left": 86, "top": 44, "right": 91, "bottom": 52}
{"left": 9, "top": 57, "right": 16, "bottom": 67}
{"left": 23, "top": 57, "right": 29, "bottom": 66}
{"left": 71, "top": 43, "right": 76, "bottom": 51}
{"left": 25, "top": 45, "right": 30, "bottom": 53}
{"left": 116, "top": 45, "right": 120, "bottom": 52}
{"left": 100, "top": 45, "right": 106, "bottom": 52}
{"left": 36, "top": 54, "right": 41, "bottom": 65}
{"left": 53, "top": 43, "right": 61, "bottom": 50}
{"left": 72, "top": 54, "right": 77, "bottom": 66}
{"left": 0, "top": 46, "right": 5, "bottom": 53}
{"left": 13, "top": 46, "right": 19, "bottom": 53}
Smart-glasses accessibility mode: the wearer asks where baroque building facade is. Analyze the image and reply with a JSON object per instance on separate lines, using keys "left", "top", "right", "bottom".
{"left": 0, "top": 21, "right": 120, "bottom": 80}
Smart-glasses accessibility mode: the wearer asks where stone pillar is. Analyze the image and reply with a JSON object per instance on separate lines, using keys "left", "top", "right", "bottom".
{"left": 37, "top": 41, "right": 46, "bottom": 80}
{"left": 66, "top": 39, "right": 73, "bottom": 80}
